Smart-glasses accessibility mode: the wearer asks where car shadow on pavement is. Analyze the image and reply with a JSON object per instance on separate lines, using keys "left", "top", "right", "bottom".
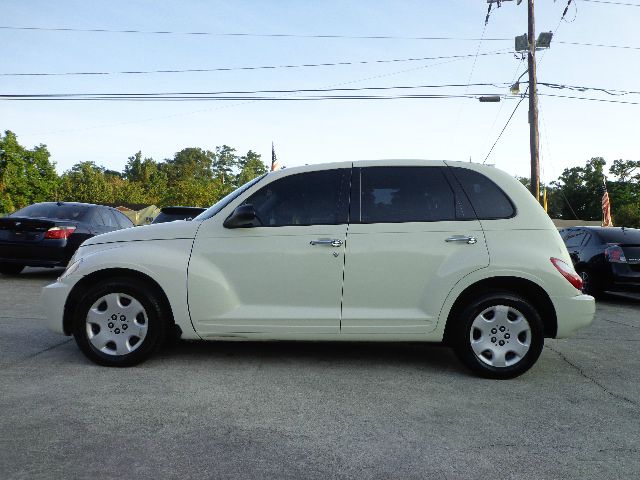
{"left": 16, "top": 267, "right": 64, "bottom": 279}
{"left": 598, "top": 291, "right": 640, "bottom": 306}
{"left": 161, "top": 339, "right": 467, "bottom": 375}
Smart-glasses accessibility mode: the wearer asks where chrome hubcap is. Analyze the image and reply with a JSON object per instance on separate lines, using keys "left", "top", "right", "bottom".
{"left": 470, "top": 305, "right": 531, "bottom": 368}
{"left": 85, "top": 293, "right": 148, "bottom": 356}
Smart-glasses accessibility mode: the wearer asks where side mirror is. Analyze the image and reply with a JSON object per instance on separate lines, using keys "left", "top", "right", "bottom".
{"left": 223, "top": 204, "right": 261, "bottom": 228}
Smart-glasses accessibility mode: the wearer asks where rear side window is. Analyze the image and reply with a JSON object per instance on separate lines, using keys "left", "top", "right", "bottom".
{"left": 244, "top": 169, "right": 349, "bottom": 227}
{"left": 451, "top": 168, "right": 515, "bottom": 220}
{"left": 113, "top": 210, "right": 134, "bottom": 228}
{"left": 564, "top": 230, "right": 586, "bottom": 248}
{"left": 353, "top": 167, "right": 459, "bottom": 223}
{"left": 99, "top": 208, "right": 118, "bottom": 228}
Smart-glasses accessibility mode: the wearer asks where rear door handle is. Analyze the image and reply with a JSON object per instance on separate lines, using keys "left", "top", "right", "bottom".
{"left": 445, "top": 235, "right": 477, "bottom": 245}
{"left": 310, "top": 239, "right": 343, "bottom": 247}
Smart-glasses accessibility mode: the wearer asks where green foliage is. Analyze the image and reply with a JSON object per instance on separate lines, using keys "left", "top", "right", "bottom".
{"left": 236, "top": 150, "right": 268, "bottom": 187}
{"left": 0, "top": 132, "right": 269, "bottom": 214}
{"left": 551, "top": 157, "right": 607, "bottom": 220}
{"left": 613, "top": 203, "right": 640, "bottom": 228}
{"left": 0, "top": 131, "right": 58, "bottom": 213}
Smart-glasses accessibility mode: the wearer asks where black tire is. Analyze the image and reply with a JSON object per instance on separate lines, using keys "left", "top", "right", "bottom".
{"left": 72, "top": 277, "right": 168, "bottom": 367}
{"left": 578, "top": 269, "right": 603, "bottom": 299}
{"left": 451, "top": 291, "right": 544, "bottom": 379}
{"left": 0, "top": 263, "right": 25, "bottom": 275}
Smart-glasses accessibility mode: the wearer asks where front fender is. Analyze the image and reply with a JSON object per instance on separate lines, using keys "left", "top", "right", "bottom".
{"left": 66, "top": 239, "right": 199, "bottom": 339}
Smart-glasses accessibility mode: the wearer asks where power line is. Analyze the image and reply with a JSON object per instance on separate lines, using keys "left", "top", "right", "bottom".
{"left": 0, "top": 82, "right": 512, "bottom": 98}
{"left": 555, "top": 40, "right": 640, "bottom": 50}
{"left": 0, "top": 93, "right": 514, "bottom": 102}
{"left": 3, "top": 25, "right": 640, "bottom": 50}
{"left": 578, "top": 0, "right": 640, "bottom": 6}
{"left": 479, "top": 56, "right": 526, "bottom": 158}
{"left": 482, "top": 88, "right": 529, "bottom": 165}
{"left": 0, "top": 51, "right": 512, "bottom": 77}
{"left": 539, "top": 92, "right": 640, "bottom": 105}
{"left": 539, "top": 81, "right": 640, "bottom": 96}
{"left": 0, "top": 25, "right": 510, "bottom": 41}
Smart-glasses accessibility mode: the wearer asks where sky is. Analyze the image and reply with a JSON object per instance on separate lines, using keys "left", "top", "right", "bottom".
{"left": 1, "top": 0, "right": 639, "bottom": 184}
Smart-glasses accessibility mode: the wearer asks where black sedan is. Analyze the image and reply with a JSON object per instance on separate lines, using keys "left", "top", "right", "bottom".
{"left": 151, "top": 206, "right": 206, "bottom": 224}
{"left": 0, "top": 202, "right": 134, "bottom": 275}
{"left": 560, "top": 226, "right": 640, "bottom": 297}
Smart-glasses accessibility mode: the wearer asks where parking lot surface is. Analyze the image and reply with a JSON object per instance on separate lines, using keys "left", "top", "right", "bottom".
{"left": 1, "top": 268, "right": 639, "bottom": 479}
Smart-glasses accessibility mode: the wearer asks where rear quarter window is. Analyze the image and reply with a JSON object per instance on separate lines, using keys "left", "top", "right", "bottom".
{"left": 450, "top": 168, "right": 515, "bottom": 220}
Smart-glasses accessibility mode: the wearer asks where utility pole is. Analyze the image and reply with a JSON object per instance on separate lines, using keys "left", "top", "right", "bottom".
{"left": 527, "top": 0, "right": 541, "bottom": 201}
{"left": 486, "top": 0, "right": 548, "bottom": 201}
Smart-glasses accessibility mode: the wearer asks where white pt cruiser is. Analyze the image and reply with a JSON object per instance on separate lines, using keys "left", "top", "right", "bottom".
{"left": 42, "top": 160, "right": 595, "bottom": 378}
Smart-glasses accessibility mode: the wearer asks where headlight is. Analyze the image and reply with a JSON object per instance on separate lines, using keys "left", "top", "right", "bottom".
{"left": 58, "top": 258, "right": 83, "bottom": 281}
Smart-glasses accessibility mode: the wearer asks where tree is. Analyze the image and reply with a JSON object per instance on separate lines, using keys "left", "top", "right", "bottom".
{"left": 212, "top": 145, "right": 237, "bottom": 186}
{"left": 608, "top": 159, "right": 640, "bottom": 227}
{"left": 0, "top": 130, "right": 58, "bottom": 213}
{"left": 162, "top": 148, "right": 214, "bottom": 183}
{"left": 58, "top": 161, "right": 113, "bottom": 204}
{"left": 236, "top": 150, "right": 268, "bottom": 186}
{"left": 551, "top": 157, "right": 607, "bottom": 220}
{"left": 123, "top": 151, "right": 166, "bottom": 205}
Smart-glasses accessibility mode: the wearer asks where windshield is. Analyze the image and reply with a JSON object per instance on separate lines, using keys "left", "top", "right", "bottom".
{"left": 194, "top": 174, "right": 267, "bottom": 221}
{"left": 12, "top": 203, "right": 90, "bottom": 221}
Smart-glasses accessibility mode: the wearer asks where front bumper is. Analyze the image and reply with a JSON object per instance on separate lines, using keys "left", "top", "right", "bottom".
{"left": 41, "top": 280, "right": 74, "bottom": 335}
{"left": 552, "top": 293, "right": 596, "bottom": 338}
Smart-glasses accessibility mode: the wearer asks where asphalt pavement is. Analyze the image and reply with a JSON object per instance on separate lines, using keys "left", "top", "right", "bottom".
{"left": 1, "top": 268, "right": 639, "bottom": 479}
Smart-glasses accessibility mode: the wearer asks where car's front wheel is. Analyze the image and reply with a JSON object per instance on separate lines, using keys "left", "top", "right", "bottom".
{"left": 451, "top": 292, "right": 544, "bottom": 379}
{"left": 72, "top": 278, "right": 168, "bottom": 366}
{"left": 0, "top": 263, "right": 25, "bottom": 275}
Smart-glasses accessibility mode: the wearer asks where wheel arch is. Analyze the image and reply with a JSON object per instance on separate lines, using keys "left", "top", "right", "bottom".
{"left": 63, "top": 268, "right": 176, "bottom": 336}
{"left": 442, "top": 276, "right": 557, "bottom": 343}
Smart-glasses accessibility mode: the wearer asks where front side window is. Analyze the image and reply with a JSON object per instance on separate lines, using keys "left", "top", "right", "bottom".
{"left": 244, "top": 169, "right": 349, "bottom": 227}
{"left": 353, "top": 167, "right": 458, "bottom": 223}
{"left": 196, "top": 174, "right": 267, "bottom": 221}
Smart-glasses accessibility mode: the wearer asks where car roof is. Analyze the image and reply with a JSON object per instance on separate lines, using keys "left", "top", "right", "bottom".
{"left": 266, "top": 159, "right": 492, "bottom": 178}
{"left": 32, "top": 201, "right": 103, "bottom": 208}
{"left": 161, "top": 206, "right": 206, "bottom": 212}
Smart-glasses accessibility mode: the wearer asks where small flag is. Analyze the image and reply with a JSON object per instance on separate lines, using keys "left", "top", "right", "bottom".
{"left": 271, "top": 142, "right": 279, "bottom": 171}
{"left": 602, "top": 187, "right": 613, "bottom": 227}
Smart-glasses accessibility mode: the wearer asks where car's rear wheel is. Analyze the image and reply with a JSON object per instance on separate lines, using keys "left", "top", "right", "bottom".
{"left": 578, "top": 269, "right": 603, "bottom": 298}
{"left": 0, "top": 263, "right": 25, "bottom": 275}
{"left": 72, "top": 278, "right": 168, "bottom": 366}
{"left": 451, "top": 292, "right": 544, "bottom": 379}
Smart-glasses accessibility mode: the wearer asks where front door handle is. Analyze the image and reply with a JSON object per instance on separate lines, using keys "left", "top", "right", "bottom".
{"left": 445, "top": 235, "right": 477, "bottom": 245}
{"left": 310, "top": 239, "right": 343, "bottom": 247}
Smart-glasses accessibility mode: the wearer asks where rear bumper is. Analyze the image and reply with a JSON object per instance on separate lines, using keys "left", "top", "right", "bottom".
{"left": 607, "top": 264, "right": 640, "bottom": 291}
{"left": 0, "top": 241, "right": 73, "bottom": 267}
{"left": 41, "top": 281, "right": 74, "bottom": 335}
{"left": 552, "top": 294, "right": 596, "bottom": 338}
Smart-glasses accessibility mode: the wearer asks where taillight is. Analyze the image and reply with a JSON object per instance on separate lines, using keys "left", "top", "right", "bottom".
{"left": 44, "top": 226, "right": 76, "bottom": 239}
{"left": 605, "top": 244, "right": 627, "bottom": 263}
{"left": 550, "top": 257, "right": 583, "bottom": 291}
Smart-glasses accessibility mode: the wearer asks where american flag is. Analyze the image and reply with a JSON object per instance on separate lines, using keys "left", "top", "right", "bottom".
{"left": 271, "top": 142, "right": 279, "bottom": 171}
{"left": 602, "top": 187, "right": 613, "bottom": 227}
